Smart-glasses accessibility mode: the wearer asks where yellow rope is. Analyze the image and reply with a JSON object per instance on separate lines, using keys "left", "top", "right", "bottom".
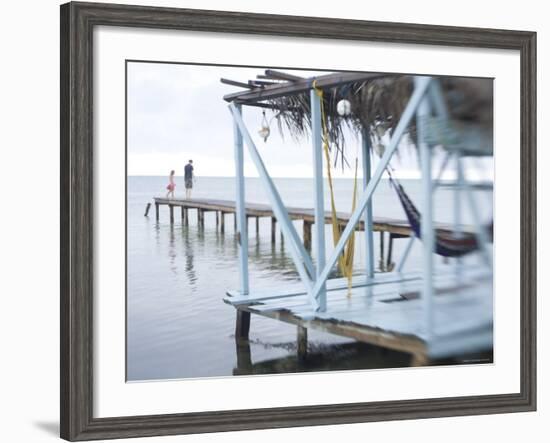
{"left": 314, "top": 83, "right": 358, "bottom": 290}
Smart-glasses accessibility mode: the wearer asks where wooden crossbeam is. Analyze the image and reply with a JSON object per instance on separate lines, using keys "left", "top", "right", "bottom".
{"left": 264, "top": 69, "right": 304, "bottom": 82}
{"left": 248, "top": 80, "right": 278, "bottom": 87}
{"left": 220, "top": 78, "right": 254, "bottom": 89}
{"left": 224, "top": 71, "right": 388, "bottom": 103}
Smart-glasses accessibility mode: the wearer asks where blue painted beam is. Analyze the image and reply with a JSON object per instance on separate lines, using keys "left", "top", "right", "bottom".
{"left": 233, "top": 104, "right": 249, "bottom": 295}
{"left": 310, "top": 90, "right": 327, "bottom": 311}
{"left": 362, "top": 129, "right": 375, "bottom": 281}
{"left": 416, "top": 76, "right": 435, "bottom": 338}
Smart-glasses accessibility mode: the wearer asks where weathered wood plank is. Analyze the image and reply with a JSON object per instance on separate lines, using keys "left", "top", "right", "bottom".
{"left": 227, "top": 266, "right": 492, "bottom": 360}
{"left": 153, "top": 197, "right": 478, "bottom": 237}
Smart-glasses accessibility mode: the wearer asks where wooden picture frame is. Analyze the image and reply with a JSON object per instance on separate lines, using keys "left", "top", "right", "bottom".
{"left": 60, "top": 1, "right": 536, "bottom": 440}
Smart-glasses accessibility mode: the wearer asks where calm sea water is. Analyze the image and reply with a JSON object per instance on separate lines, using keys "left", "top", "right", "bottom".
{"left": 127, "top": 176, "right": 493, "bottom": 381}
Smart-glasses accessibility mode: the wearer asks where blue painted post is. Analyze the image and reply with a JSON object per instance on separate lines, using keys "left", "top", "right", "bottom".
{"left": 361, "top": 129, "right": 375, "bottom": 281}
{"left": 460, "top": 158, "right": 492, "bottom": 268}
{"left": 310, "top": 90, "right": 327, "bottom": 311}
{"left": 416, "top": 76, "right": 434, "bottom": 338}
{"left": 233, "top": 104, "right": 249, "bottom": 295}
{"left": 229, "top": 104, "right": 316, "bottom": 305}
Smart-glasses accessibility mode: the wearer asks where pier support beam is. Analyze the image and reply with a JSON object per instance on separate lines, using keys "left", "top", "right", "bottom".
{"left": 379, "top": 231, "right": 385, "bottom": 272}
{"left": 155, "top": 202, "right": 159, "bottom": 222}
{"left": 310, "top": 88, "right": 327, "bottom": 311}
{"left": 416, "top": 76, "right": 434, "bottom": 338}
{"left": 216, "top": 211, "right": 219, "bottom": 228}
{"left": 362, "top": 129, "right": 375, "bottom": 280}
{"left": 235, "top": 310, "right": 251, "bottom": 340}
{"left": 303, "top": 220, "right": 312, "bottom": 250}
{"left": 387, "top": 233, "right": 395, "bottom": 272}
{"left": 255, "top": 217, "right": 260, "bottom": 235}
{"left": 271, "top": 217, "right": 276, "bottom": 243}
{"left": 198, "top": 209, "right": 205, "bottom": 227}
{"left": 233, "top": 103, "right": 249, "bottom": 295}
{"left": 220, "top": 211, "right": 225, "bottom": 233}
{"left": 184, "top": 208, "right": 189, "bottom": 226}
{"left": 144, "top": 202, "right": 151, "bottom": 217}
{"left": 297, "top": 326, "right": 308, "bottom": 361}
{"left": 169, "top": 205, "right": 174, "bottom": 224}
{"left": 181, "top": 206, "right": 185, "bottom": 222}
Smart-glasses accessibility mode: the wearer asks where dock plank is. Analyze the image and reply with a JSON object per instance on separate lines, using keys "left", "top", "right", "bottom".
{"left": 227, "top": 268, "right": 493, "bottom": 360}
{"left": 153, "top": 197, "right": 477, "bottom": 236}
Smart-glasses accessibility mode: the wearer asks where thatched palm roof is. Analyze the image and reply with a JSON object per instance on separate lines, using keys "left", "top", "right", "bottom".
{"left": 222, "top": 70, "right": 493, "bottom": 166}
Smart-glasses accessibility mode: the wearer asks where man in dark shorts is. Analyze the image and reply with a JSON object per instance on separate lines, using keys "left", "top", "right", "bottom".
{"left": 184, "top": 159, "right": 194, "bottom": 199}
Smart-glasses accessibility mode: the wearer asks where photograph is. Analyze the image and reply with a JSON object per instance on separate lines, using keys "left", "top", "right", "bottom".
{"left": 126, "top": 61, "right": 495, "bottom": 382}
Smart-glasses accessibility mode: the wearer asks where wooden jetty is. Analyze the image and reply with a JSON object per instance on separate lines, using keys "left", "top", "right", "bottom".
{"left": 225, "top": 267, "right": 493, "bottom": 366}
{"left": 152, "top": 197, "right": 413, "bottom": 234}
{"left": 151, "top": 197, "right": 474, "bottom": 256}
{"left": 152, "top": 196, "right": 415, "bottom": 269}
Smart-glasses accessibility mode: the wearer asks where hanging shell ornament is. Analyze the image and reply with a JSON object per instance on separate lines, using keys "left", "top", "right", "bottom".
{"left": 336, "top": 99, "right": 351, "bottom": 116}
{"left": 258, "top": 110, "right": 271, "bottom": 142}
{"left": 258, "top": 125, "right": 270, "bottom": 142}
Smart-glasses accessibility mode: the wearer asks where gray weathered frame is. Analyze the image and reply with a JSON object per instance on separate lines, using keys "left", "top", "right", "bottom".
{"left": 60, "top": 1, "right": 536, "bottom": 440}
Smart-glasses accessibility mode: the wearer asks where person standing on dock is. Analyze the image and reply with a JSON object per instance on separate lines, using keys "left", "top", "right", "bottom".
{"left": 184, "top": 159, "right": 194, "bottom": 199}
{"left": 166, "top": 170, "right": 176, "bottom": 199}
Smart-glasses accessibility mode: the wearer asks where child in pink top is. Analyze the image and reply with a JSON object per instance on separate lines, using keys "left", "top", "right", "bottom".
{"left": 166, "top": 170, "right": 175, "bottom": 199}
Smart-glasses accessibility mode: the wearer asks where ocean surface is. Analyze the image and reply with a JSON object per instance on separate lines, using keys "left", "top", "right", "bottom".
{"left": 127, "top": 176, "right": 493, "bottom": 381}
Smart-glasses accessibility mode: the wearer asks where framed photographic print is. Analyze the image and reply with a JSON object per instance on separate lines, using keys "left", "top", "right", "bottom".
{"left": 60, "top": 1, "right": 536, "bottom": 440}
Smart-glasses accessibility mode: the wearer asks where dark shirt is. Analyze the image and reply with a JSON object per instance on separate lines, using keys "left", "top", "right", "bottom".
{"left": 184, "top": 164, "right": 194, "bottom": 179}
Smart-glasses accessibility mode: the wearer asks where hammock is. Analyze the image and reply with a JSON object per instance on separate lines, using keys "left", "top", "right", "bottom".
{"left": 388, "top": 176, "right": 481, "bottom": 258}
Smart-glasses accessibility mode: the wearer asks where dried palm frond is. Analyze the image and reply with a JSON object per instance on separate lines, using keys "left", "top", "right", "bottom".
{"left": 264, "top": 75, "right": 493, "bottom": 168}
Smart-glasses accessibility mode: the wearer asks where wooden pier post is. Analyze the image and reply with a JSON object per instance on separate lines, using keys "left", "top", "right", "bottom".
{"left": 220, "top": 211, "right": 225, "bottom": 233}
{"left": 234, "top": 213, "right": 237, "bottom": 231}
{"left": 197, "top": 209, "right": 205, "bottom": 227}
{"left": 169, "top": 205, "right": 174, "bottom": 224}
{"left": 379, "top": 231, "right": 385, "bottom": 272}
{"left": 216, "top": 211, "right": 219, "bottom": 229}
{"left": 144, "top": 203, "right": 151, "bottom": 217}
{"left": 235, "top": 310, "right": 251, "bottom": 340}
{"left": 255, "top": 216, "right": 260, "bottom": 235}
{"left": 387, "top": 233, "right": 395, "bottom": 271}
{"left": 181, "top": 206, "right": 185, "bottom": 223}
{"left": 184, "top": 208, "right": 189, "bottom": 226}
{"left": 297, "top": 326, "right": 308, "bottom": 361}
{"left": 271, "top": 217, "right": 276, "bottom": 243}
{"left": 303, "top": 220, "right": 312, "bottom": 250}
{"left": 155, "top": 202, "right": 159, "bottom": 221}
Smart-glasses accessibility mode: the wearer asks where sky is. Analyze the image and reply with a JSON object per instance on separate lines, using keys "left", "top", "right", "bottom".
{"left": 127, "top": 62, "right": 493, "bottom": 180}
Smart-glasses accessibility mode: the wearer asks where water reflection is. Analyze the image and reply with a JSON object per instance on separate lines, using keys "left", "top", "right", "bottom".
{"left": 168, "top": 225, "right": 178, "bottom": 275}
{"left": 183, "top": 227, "right": 197, "bottom": 290}
{"left": 233, "top": 336, "right": 412, "bottom": 376}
